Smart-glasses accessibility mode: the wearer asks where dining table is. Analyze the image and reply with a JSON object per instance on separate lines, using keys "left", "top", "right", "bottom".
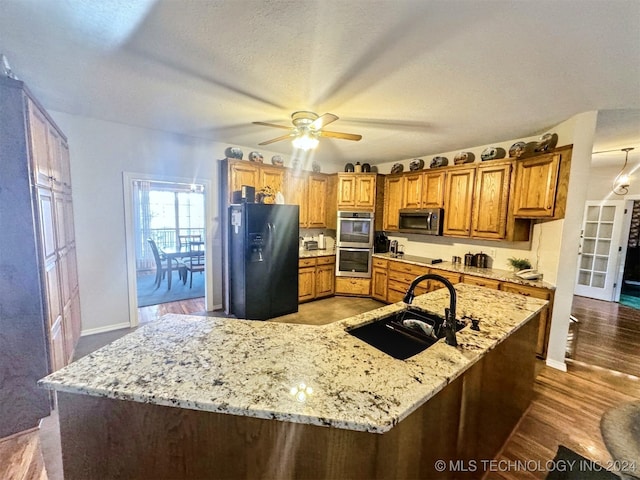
{"left": 159, "top": 244, "right": 204, "bottom": 290}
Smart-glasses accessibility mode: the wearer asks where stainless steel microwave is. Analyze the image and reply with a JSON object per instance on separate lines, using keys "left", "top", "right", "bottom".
{"left": 398, "top": 208, "right": 444, "bottom": 235}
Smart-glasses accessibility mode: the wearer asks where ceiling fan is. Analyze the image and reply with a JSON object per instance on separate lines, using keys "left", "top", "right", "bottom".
{"left": 253, "top": 111, "right": 362, "bottom": 149}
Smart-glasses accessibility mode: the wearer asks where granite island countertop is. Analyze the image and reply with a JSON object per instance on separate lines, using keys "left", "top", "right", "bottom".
{"left": 39, "top": 284, "right": 546, "bottom": 434}
{"left": 374, "top": 252, "right": 555, "bottom": 290}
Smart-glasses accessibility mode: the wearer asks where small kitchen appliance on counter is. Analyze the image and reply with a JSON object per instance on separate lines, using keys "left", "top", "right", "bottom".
{"left": 374, "top": 232, "right": 390, "bottom": 253}
{"left": 474, "top": 252, "right": 489, "bottom": 268}
{"left": 304, "top": 240, "right": 318, "bottom": 251}
{"left": 318, "top": 233, "right": 326, "bottom": 250}
{"left": 464, "top": 252, "right": 474, "bottom": 266}
{"left": 231, "top": 185, "right": 255, "bottom": 204}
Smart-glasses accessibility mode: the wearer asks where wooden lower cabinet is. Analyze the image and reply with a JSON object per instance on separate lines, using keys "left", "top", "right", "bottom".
{"left": 299, "top": 256, "right": 335, "bottom": 303}
{"left": 431, "top": 270, "right": 461, "bottom": 286}
{"left": 462, "top": 275, "right": 502, "bottom": 290}
{"left": 298, "top": 266, "right": 316, "bottom": 302}
{"left": 315, "top": 257, "right": 335, "bottom": 298}
{"left": 501, "top": 282, "right": 553, "bottom": 358}
{"left": 371, "top": 258, "right": 388, "bottom": 302}
{"left": 49, "top": 319, "right": 67, "bottom": 374}
{"left": 335, "top": 277, "right": 371, "bottom": 296}
{"left": 387, "top": 260, "right": 431, "bottom": 303}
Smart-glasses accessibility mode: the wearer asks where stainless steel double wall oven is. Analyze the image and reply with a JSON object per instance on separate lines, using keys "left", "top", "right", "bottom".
{"left": 336, "top": 211, "right": 374, "bottom": 278}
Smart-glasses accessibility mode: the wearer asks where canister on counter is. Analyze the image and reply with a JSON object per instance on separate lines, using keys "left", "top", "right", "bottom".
{"left": 464, "top": 252, "right": 474, "bottom": 266}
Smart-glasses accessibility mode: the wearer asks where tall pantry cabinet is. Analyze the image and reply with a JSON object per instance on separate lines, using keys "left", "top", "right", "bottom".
{"left": 0, "top": 76, "right": 81, "bottom": 438}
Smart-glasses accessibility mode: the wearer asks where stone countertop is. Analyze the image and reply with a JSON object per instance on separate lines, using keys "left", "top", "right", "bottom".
{"left": 299, "top": 249, "right": 335, "bottom": 258}
{"left": 39, "top": 285, "right": 546, "bottom": 434}
{"left": 374, "top": 252, "right": 555, "bottom": 290}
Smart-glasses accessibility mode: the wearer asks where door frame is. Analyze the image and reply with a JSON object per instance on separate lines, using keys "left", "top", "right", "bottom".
{"left": 123, "top": 172, "right": 214, "bottom": 327}
{"left": 614, "top": 194, "right": 640, "bottom": 301}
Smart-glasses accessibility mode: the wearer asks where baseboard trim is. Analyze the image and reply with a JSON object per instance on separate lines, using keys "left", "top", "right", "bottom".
{"left": 82, "top": 306, "right": 225, "bottom": 337}
{"left": 81, "top": 322, "right": 132, "bottom": 337}
{"left": 545, "top": 358, "right": 568, "bottom": 372}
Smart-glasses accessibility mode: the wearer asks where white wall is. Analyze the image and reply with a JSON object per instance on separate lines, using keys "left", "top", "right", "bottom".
{"left": 50, "top": 112, "right": 266, "bottom": 333}
{"left": 586, "top": 164, "right": 640, "bottom": 200}
{"left": 545, "top": 111, "right": 598, "bottom": 369}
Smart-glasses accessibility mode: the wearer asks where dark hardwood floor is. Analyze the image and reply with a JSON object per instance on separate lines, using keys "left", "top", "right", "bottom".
{"left": 2, "top": 295, "right": 639, "bottom": 480}
{"left": 567, "top": 295, "right": 640, "bottom": 377}
{"left": 489, "top": 363, "right": 640, "bottom": 480}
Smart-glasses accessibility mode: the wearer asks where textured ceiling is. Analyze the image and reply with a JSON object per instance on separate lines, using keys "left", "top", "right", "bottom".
{"left": 0, "top": 0, "right": 639, "bottom": 169}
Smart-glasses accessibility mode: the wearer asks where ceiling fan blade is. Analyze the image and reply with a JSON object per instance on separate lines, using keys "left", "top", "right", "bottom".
{"left": 318, "top": 130, "right": 362, "bottom": 141}
{"left": 253, "top": 121, "right": 294, "bottom": 130}
{"left": 258, "top": 133, "right": 295, "bottom": 146}
{"left": 309, "top": 113, "right": 339, "bottom": 131}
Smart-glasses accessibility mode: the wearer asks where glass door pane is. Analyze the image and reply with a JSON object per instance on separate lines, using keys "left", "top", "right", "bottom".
{"left": 575, "top": 201, "right": 626, "bottom": 301}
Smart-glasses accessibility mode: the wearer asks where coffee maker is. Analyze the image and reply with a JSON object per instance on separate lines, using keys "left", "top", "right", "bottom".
{"left": 374, "top": 232, "right": 390, "bottom": 253}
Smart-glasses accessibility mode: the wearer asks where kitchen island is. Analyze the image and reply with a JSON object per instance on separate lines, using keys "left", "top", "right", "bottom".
{"left": 40, "top": 284, "right": 547, "bottom": 479}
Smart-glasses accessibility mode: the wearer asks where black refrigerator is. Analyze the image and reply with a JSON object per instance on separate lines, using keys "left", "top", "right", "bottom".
{"left": 229, "top": 203, "right": 299, "bottom": 320}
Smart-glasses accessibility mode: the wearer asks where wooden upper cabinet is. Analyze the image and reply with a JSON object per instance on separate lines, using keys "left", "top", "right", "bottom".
{"left": 402, "top": 173, "right": 423, "bottom": 209}
{"left": 27, "top": 98, "right": 53, "bottom": 187}
{"left": 512, "top": 153, "right": 561, "bottom": 218}
{"left": 422, "top": 170, "right": 446, "bottom": 208}
{"left": 259, "top": 165, "right": 285, "bottom": 194}
{"left": 58, "top": 139, "right": 72, "bottom": 193}
{"left": 383, "top": 175, "right": 403, "bottom": 230}
{"left": 285, "top": 171, "right": 308, "bottom": 227}
{"left": 471, "top": 161, "right": 511, "bottom": 239}
{"left": 284, "top": 172, "right": 328, "bottom": 228}
{"left": 337, "top": 175, "right": 356, "bottom": 207}
{"left": 228, "top": 160, "right": 286, "bottom": 202}
{"left": 47, "top": 126, "right": 64, "bottom": 192}
{"left": 355, "top": 175, "right": 377, "bottom": 209}
{"left": 443, "top": 166, "right": 475, "bottom": 236}
{"left": 27, "top": 97, "right": 71, "bottom": 193}
{"left": 307, "top": 174, "right": 328, "bottom": 227}
{"left": 337, "top": 173, "right": 377, "bottom": 209}
{"left": 228, "top": 161, "right": 259, "bottom": 198}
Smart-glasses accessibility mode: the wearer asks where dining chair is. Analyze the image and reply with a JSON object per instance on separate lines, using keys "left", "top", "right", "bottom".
{"left": 184, "top": 250, "right": 205, "bottom": 288}
{"left": 178, "top": 234, "right": 202, "bottom": 250}
{"left": 147, "top": 238, "right": 185, "bottom": 289}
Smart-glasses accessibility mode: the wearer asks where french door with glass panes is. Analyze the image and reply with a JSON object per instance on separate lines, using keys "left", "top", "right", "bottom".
{"left": 574, "top": 201, "right": 626, "bottom": 301}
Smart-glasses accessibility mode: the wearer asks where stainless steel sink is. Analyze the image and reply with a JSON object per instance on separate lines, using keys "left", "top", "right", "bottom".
{"left": 347, "top": 307, "right": 464, "bottom": 360}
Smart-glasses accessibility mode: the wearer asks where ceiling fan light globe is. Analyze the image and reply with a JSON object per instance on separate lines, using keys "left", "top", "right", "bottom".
{"left": 292, "top": 134, "right": 319, "bottom": 150}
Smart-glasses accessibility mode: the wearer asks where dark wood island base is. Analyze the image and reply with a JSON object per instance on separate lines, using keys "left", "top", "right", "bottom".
{"left": 58, "top": 315, "right": 538, "bottom": 480}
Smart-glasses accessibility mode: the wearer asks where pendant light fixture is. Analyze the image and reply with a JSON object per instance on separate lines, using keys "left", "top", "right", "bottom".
{"left": 612, "top": 147, "right": 634, "bottom": 195}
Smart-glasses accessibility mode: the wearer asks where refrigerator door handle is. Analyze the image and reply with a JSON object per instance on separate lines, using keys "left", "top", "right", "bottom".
{"left": 267, "top": 222, "right": 275, "bottom": 259}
